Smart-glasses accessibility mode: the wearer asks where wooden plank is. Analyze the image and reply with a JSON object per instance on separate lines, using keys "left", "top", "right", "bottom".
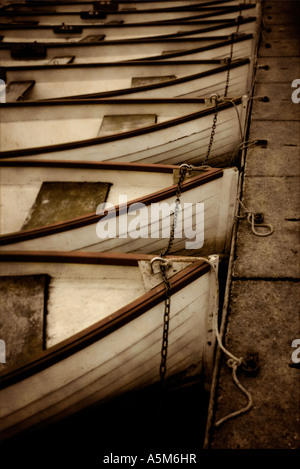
{"left": 79, "top": 34, "right": 106, "bottom": 42}
{"left": 98, "top": 114, "right": 157, "bottom": 137}
{"left": 0, "top": 275, "right": 48, "bottom": 371}
{"left": 5, "top": 80, "right": 35, "bottom": 101}
{"left": 47, "top": 56, "right": 75, "bottom": 64}
{"left": 21, "top": 181, "right": 111, "bottom": 230}
{"left": 161, "top": 49, "right": 186, "bottom": 55}
{"left": 131, "top": 75, "right": 177, "bottom": 87}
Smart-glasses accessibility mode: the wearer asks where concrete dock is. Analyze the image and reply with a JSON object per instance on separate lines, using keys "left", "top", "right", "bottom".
{"left": 205, "top": 0, "right": 300, "bottom": 450}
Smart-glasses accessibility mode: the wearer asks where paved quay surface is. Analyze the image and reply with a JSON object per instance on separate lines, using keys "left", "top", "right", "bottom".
{"left": 206, "top": 0, "right": 300, "bottom": 450}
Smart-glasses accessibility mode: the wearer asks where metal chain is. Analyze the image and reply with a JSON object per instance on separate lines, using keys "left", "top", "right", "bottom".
{"left": 160, "top": 164, "right": 189, "bottom": 257}
{"left": 224, "top": 33, "right": 235, "bottom": 98}
{"left": 151, "top": 164, "right": 190, "bottom": 388}
{"left": 204, "top": 95, "right": 219, "bottom": 163}
{"left": 158, "top": 262, "right": 171, "bottom": 385}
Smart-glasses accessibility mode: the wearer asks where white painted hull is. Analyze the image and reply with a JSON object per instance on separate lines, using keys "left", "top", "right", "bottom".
{"left": 0, "top": 253, "right": 218, "bottom": 439}
{"left": 2, "top": 0, "right": 240, "bottom": 13}
{"left": 0, "top": 98, "right": 249, "bottom": 165}
{"left": 0, "top": 33, "right": 255, "bottom": 66}
{"left": 3, "top": 58, "right": 251, "bottom": 100}
{"left": 0, "top": 4, "right": 258, "bottom": 25}
{"left": 0, "top": 164, "right": 239, "bottom": 256}
{"left": 0, "top": 34, "right": 254, "bottom": 64}
{"left": 0, "top": 17, "right": 258, "bottom": 42}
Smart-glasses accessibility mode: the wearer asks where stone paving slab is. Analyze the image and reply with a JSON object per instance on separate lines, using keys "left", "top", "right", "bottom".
{"left": 251, "top": 83, "right": 300, "bottom": 121}
{"left": 233, "top": 176, "right": 300, "bottom": 279}
{"left": 244, "top": 120, "right": 300, "bottom": 177}
{"left": 211, "top": 280, "right": 300, "bottom": 449}
{"left": 255, "top": 57, "right": 300, "bottom": 83}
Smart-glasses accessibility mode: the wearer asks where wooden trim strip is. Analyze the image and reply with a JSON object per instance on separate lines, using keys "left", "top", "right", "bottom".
{"left": 0, "top": 167, "right": 223, "bottom": 244}
{"left": 1, "top": 58, "right": 227, "bottom": 73}
{"left": 0, "top": 33, "right": 251, "bottom": 48}
{"left": 0, "top": 255, "right": 210, "bottom": 387}
{"left": 0, "top": 250, "right": 162, "bottom": 266}
{"left": 0, "top": 159, "right": 178, "bottom": 173}
{"left": 0, "top": 97, "right": 243, "bottom": 158}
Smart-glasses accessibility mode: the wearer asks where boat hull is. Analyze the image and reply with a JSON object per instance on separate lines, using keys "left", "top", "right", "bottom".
{"left": 0, "top": 164, "right": 239, "bottom": 256}
{"left": 0, "top": 253, "right": 218, "bottom": 440}
{"left": 0, "top": 4, "right": 258, "bottom": 25}
{"left": 0, "top": 98, "right": 248, "bottom": 166}
{"left": 2, "top": 58, "right": 252, "bottom": 100}
{"left": 0, "top": 16, "right": 258, "bottom": 42}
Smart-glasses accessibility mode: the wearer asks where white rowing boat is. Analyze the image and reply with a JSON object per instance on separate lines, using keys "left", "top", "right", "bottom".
{"left": 0, "top": 33, "right": 255, "bottom": 65}
{"left": 1, "top": 0, "right": 240, "bottom": 13}
{"left": 0, "top": 33, "right": 255, "bottom": 68}
{"left": 0, "top": 161, "right": 238, "bottom": 256}
{"left": 0, "top": 16, "right": 258, "bottom": 42}
{"left": 0, "top": 97, "right": 248, "bottom": 165}
{"left": 2, "top": 58, "right": 252, "bottom": 101}
{"left": 0, "top": 3, "right": 259, "bottom": 25}
{"left": 0, "top": 251, "right": 219, "bottom": 440}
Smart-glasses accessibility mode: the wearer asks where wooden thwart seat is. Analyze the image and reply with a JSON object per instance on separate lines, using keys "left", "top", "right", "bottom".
{"left": 0, "top": 275, "right": 48, "bottom": 371}
{"left": 131, "top": 76, "right": 177, "bottom": 87}
{"left": 22, "top": 181, "right": 111, "bottom": 230}
{"left": 98, "top": 114, "right": 157, "bottom": 137}
{"left": 79, "top": 34, "right": 106, "bottom": 43}
{"left": 47, "top": 56, "right": 75, "bottom": 64}
{"left": 5, "top": 80, "right": 35, "bottom": 101}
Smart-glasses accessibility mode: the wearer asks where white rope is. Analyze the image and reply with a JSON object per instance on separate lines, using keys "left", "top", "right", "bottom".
{"left": 236, "top": 198, "right": 274, "bottom": 237}
{"left": 227, "top": 139, "right": 260, "bottom": 166}
{"left": 222, "top": 97, "right": 244, "bottom": 141}
{"left": 186, "top": 256, "right": 254, "bottom": 428}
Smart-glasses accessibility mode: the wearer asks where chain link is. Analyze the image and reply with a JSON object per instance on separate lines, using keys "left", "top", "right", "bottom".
{"left": 155, "top": 164, "right": 189, "bottom": 387}
{"left": 204, "top": 95, "right": 219, "bottom": 163}
{"left": 160, "top": 164, "right": 189, "bottom": 257}
{"left": 224, "top": 38, "right": 233, "bottom": 97}
{"left": 159, "top": 263, "right": 171, "bottom": 384}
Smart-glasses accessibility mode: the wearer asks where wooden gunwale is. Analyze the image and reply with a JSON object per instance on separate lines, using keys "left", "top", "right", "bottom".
{"left": 0, "top": 166, "right": 223, "bottom": 244}
{"left": 0, "top": 159, "right": 178, "bottom": 173}
{"left": 0, "top": 252, "right": 210, "bottom": 388}
{"left": 0, "top": 58, "right": 228, "bottom": 78}
{"left": 0, "top": 96, "right": 243, "bottom": 158}
{"left": 0, "top": 33, "right": 250, "bottom": 48}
